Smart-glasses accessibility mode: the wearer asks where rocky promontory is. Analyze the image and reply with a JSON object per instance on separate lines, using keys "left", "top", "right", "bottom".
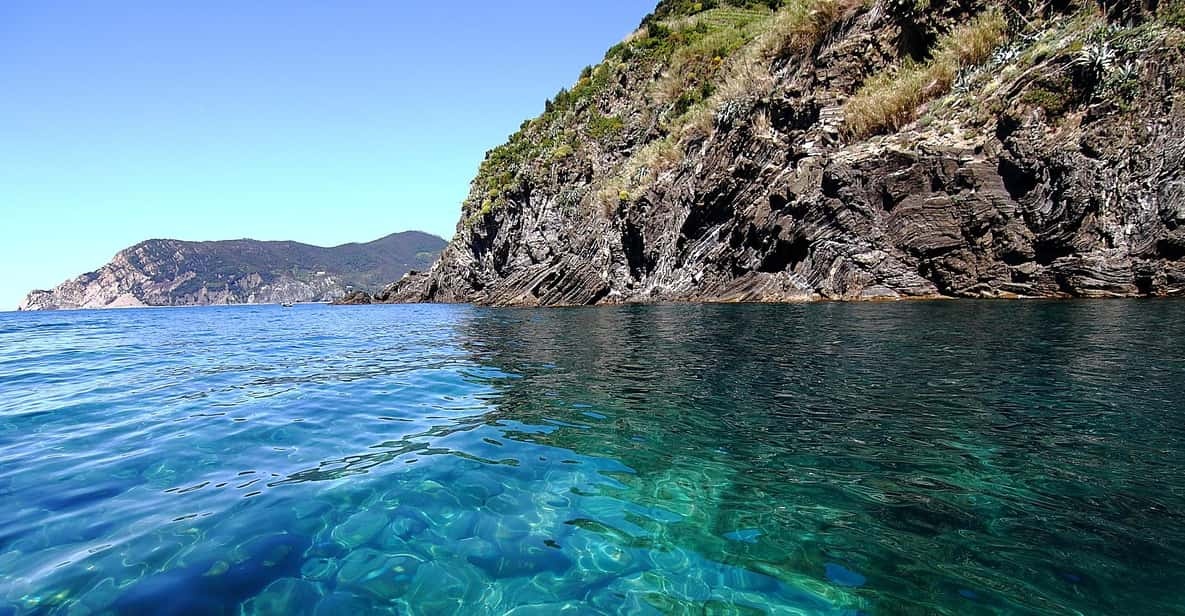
{"left": 383, "top": 0, "right": 1185, "bottom": 306}
{"left": 20, "top": 232, "right": 445, "bottom": 310}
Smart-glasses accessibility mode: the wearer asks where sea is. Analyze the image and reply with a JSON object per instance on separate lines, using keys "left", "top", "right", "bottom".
{"left": 1, "top": 301, "right": 1183, "bottom": 615}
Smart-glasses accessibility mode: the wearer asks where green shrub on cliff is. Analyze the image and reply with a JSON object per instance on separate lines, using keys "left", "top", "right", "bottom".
{"left": 588, "top": 112, "right": 626, "bottom": 141}
{"left": 552, "top": 143, "right": 575, "bottom": 159}
{"left": 655, "top": 15, "right": 760, "bottom": 110}
{"left": 1022, "top": 83, "right": 1074, "bottom": 117}
{"left": 1164, "top": 0, "right": 1185, "bottom": 28}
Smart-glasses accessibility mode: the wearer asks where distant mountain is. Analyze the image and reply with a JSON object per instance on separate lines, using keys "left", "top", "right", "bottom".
{"left": 18, "top": 231, "right": 446, "bottom": 310}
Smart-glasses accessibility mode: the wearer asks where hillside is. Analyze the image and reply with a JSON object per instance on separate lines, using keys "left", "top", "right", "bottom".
{"left": 383, "top": 0, "right": 1185, "bottom": 305}
{"left": 18, "top": 231, "right": 445, "bottom": 310}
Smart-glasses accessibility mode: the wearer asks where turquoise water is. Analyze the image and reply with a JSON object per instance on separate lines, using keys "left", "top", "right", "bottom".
{"left": 1, "top": 302, "right": 1184, "bottom": 615}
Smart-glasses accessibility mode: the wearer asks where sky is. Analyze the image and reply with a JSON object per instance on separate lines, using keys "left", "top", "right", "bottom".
{"left": 0, "top": 0, "right": 655, "bottom": 309}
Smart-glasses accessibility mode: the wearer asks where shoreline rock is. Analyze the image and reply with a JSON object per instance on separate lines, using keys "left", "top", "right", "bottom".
{"left": 330, "top": 291, "right": 374, "bottom": 306}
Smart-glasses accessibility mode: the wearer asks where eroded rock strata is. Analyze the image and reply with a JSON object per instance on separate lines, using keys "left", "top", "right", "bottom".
{"left": 386, "top": 0, "right": 1185, "bottom": 306}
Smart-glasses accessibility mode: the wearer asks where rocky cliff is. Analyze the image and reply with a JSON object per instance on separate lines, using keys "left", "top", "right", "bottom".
{"left": 19, "top": 232, "right": 445, "bottom": 310}
{"left": 384, "top": 0, "right": 1185, "bottom": 306}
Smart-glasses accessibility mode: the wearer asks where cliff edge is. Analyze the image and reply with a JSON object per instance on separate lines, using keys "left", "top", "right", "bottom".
{"left": 385, "top": 0, "right": 1185, "bottom": 306}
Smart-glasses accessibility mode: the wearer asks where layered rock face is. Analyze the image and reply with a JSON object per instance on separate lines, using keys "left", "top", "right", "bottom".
{"left": 20, "top": 232, "right": 445, "bottom": 310}
{"left": 386, "top": 0, "right": 1185, "bottom": 306}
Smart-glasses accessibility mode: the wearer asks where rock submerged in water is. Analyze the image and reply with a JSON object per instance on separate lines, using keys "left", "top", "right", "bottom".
{"left": 335, "top": 547, "right": 422, "bottom": 600}
{"left": 241, "top": 577, "right": 321, "bottom": 615}
{"left": 332, "top": 510, "right": 388, "bottom": 549}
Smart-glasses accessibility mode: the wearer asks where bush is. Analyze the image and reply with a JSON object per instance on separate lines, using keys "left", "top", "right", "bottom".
{"left": 652, "top": 8, "right": 773, "bottom": 115}
{"left": 593, "top": 181, "right": 629, "bottom": 217}
{"left": 548, "top": 87, "right": 571, "bottom": 112}
{"left": 552, "top": 143, "right": 575, "bottom": 159}
{"left": 545, "top": 63, "right": 616, "bottom": 119}
{"left": 570, "top": 63, "right": 614, "bottom": 104}
{"left": 672, "top": 82, "right": 716, "bottom": 117}
{"left": 588, "top": 113, "right": 626, "bottom": 141}
{"left": 1022, "top": 85, "right": 1073, "bottom": 117}
{"left": 1160, "top": 0, "right": 1185, "bottom": 28}
{"left": 843, "top": 9, "right": 1007, "bottom": 138}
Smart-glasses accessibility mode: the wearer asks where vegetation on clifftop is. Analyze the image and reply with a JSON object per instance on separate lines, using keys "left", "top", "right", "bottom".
{"left": 460, "top": 0, "right": 1185, "bottom": 230}
{"left": 463, "top": 0, "right": 872, "bottom": 226}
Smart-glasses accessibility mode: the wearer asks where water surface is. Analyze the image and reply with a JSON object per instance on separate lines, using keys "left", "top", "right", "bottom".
{"left": 1, "top": 302, "right": 1183, "bottom": 614}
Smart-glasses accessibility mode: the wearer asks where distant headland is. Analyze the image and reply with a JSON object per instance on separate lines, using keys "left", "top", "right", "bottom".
{"left": 18, "top": 231, "right": 445, "bottom": 310}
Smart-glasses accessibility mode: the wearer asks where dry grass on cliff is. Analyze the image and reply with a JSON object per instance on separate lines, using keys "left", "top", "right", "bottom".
{"left": 596, "top": 0, "right": 874, "bottom": 216}
{"left": 714, "top": 41, "right": 778, "bottom": 102}
{"left": 751, "top": 108, "right": 775, "bottom": 139}
{"left": 843, "top": 10, "right": 1008, "bottom": 138}
{"left": 713, "top": 0, "right": 866, "bottom": 110}
{"left": 631, "top": 136, "right": 685, "bottom": 180}
{"left": 759, "top": 0, "right": 868, "bottom": 59}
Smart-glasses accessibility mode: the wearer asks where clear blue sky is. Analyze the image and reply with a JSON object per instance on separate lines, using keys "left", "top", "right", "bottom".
{"left": 0, "top": 0, "right": 654, "bottom": 308}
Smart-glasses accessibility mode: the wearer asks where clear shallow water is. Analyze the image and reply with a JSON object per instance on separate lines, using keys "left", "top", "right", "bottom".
{"left": 1, "top": 302, "right": 1183, "bottom": 615}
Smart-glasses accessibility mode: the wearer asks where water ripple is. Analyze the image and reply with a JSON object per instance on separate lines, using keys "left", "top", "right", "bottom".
{"left": 0, "top": 301, "right": 1183, "bottom": 614}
